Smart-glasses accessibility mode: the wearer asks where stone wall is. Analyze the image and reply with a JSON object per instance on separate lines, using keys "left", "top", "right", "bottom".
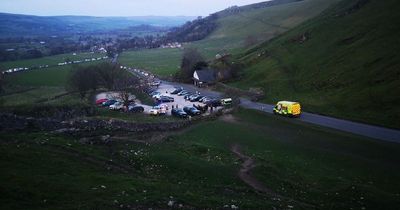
{"left": 0, "top": 113, "right": 195, "bottom": 133}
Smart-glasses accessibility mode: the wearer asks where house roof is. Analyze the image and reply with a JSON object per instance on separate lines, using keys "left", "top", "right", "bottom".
{"left": 194, "top": 69, "right": 216, "bottom": 82}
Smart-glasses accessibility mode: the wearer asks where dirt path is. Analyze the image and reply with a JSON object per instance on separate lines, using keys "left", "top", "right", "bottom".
{"left": 231, "top": 144, "right": 276, "bottom": 195}
{"left": 231, "top": 144, "right": 317, "bottom": 209}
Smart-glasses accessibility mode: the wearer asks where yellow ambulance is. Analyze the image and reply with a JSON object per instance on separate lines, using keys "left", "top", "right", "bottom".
{"left": 273, "top": 101, "right": 301, "bottom": 117}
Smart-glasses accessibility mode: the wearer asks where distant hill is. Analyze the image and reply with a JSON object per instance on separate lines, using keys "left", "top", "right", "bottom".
{"left": 232, "top": 0, "right": 400, "bottom": 128}
{"left": 0, "top": 13, "right": 195, "bottom": 37}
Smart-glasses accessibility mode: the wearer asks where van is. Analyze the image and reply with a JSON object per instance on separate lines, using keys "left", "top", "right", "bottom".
{"left": 273, "top": 101, "right": 301, "bottom": 117}
{"left": 221, "top": 98, "right": 233, "bottom": 106}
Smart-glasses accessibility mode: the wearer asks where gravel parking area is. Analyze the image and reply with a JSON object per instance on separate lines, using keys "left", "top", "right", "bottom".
{"left": 96, "top": 82, "right": 221, "bottom": 117}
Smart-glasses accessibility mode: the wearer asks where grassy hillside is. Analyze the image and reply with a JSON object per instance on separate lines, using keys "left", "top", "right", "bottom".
{"left": 1, "top": 109, "right": 399, "bottom": 209}
{"left": 191, "top": 0, "right": 341, "bottom": 57}
{"left": 119, "top": 0, "right": 340, "bottom": 75}
{"left": 232, "top": 0, "right": 400, "bottom": 128}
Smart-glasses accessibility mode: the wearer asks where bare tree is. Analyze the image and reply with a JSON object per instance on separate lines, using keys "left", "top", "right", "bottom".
{"left": 96, "top": 62, "right": 125, "bottom": 90}
{"left": 67, "top": 65, "right": 98, "bottom": 99}
{"left": 179, "top": 48, "right": 205, "bottom": 82}
{"left": 114, "top": 76, "right": 139, "bottom": 110}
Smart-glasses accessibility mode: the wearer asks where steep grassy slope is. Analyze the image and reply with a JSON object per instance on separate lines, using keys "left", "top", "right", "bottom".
{"left": 2, "top": 109, "right": 399, "bottom": 209}
{"left": 119, "top": 0, "right": 340, "bottom": 75}
{"left": 232, "top": 0, "right": 400, "bottom": 128}
{"left": 191, "top": 0, "right": 341, "bottom": 57}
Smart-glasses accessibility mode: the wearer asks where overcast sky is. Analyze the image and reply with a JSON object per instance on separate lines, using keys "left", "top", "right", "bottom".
{"left": 0, "top": 0, "right": 267, "bottom": 16}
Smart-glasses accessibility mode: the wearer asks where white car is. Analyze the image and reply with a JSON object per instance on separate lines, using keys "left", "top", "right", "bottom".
{"left": 152, "top": 93, "right": 162, "bottom": 99}
{"left": 158, "top": 104, "right": 169, "bottom": 110}
{"left": 149, "top": 106, "right": 167, "bottom": 116}
{"left": 109, "top": 102, "right": 124, "bottom": 110}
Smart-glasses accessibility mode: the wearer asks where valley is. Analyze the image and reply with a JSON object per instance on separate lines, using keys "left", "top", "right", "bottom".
{"left": 1, "top": 0, "right": 400, "bottom": 209}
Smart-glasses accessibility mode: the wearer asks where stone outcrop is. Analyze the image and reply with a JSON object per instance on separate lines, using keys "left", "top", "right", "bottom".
{"left": 0, "top": 113, "right": 194, "bottom": 133}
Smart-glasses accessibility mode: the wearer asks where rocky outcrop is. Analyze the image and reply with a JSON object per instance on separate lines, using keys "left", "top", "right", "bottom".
{"left": 0, "top": 113, "right": 194, "bottom": 133}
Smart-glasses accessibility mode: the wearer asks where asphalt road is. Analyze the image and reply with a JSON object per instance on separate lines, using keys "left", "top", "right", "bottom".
{"left": 166, "top": 81, "right": 400, "bottom": 143}
{"left": 239, "top": 98, "right": 400, "bottom": 143}
{"left": 123, "top": 66, "right": 400, "bottom": 143}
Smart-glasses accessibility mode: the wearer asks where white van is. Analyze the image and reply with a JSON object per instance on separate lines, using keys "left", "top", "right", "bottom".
{"left": 221, "top": 98, "right": 233, "bottom": 106}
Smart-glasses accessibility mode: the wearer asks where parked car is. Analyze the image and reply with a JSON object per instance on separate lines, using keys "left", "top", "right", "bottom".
{"left": 158, "top": 96, "right": 174, "bottom": 103}
{"left": 193, "top": 104, "right": 209, "bottom": 113}
{"left": 178, "top": 90, "right": 189, "bottom": 96}
{"left": 206, "top": 99, "right": 222, "bottom": 107}
{"left": 109, "top": 102, "right": 124, "bottom": 110}
{"left": 184, "top": 94, "right": 195, "bottom": 100}
{"left": 150, "top": 81, "right": 161, "bottom": 86}
{"left": 158, "top": 104, "right": 169, "bottom": 111}
{"left": 171, "top": 108, "right": 188, "bottom": 118}
{"left": 201, "top": 97, "right": 213, "bottom": 103}
{"left": 102, "top": 99, "right": 117, "bottom": 107}
{"left": 128, "top": 105, "right": 145, "bottom": 113}
{"left": 183, "top": 106, "right": 201, "bottom": 116}
{"left": 198, "top": 96, "right": 210, "bottom": 103}
{"left": 149, "top": 91, "right": 160, "bottom": 96}
{"left": 149, "top": 106, "right": 167, "bottom": 116}
{"left": 190, "top": 95, "right": 203, "bottom": 102}
{"left": 152, "top": 93, "right": 162, "bottom": 99}
{"left": 96, "top": 98, "right": 108, "bottom": 105}
{"left": 171, "top": 87, "right": 183, "bottom": 94}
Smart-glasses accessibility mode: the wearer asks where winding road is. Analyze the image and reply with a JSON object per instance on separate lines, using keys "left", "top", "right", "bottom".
{"left": 123, "top": 66, "right": 400, "bottom": 143}
{"left": 165, "top": 81, "right": 400, "bottom": 143}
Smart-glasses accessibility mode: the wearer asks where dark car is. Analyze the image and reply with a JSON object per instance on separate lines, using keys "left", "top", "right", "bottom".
{"left": 183, "top": 106, "right": 201, "bottom": 116}
{"left": 128, "top": 105, "right": 145, "bottom": 113}
{"left": 184, "top": 94, "right": 193, "bottom": 100}
{"left": 206, "top": 99, "right": 222, "bottom": 107}
{"left": 187, "top": 94, "right": 198, "bottom": 101}
{"left": 193, "top": 104, "right": 209, "bottom": 113}
{"left": 102, "top": 99, "right": 117, "bottom": 107}
{"left": 158, "top": 96, "right": 174, "bottom": 103}
{"left": 171, "top": 88, "right": 183, "bottom": 94}
{"left": 198, "top": 96, "right": 207, "bottom": 102}
{"left": 201, "top": 97, "right": 213, "bottom": 103}
{"left": 171, "top": 108, "right": 188, "bottom": 118}
{"left": 190, "top": 95, "right": 203, "bottom": 102}
{"left": 178, "top": 91, "right": 189, "bottom": 96}
{"left": 149, "top": 91, "right": 161, "bottom": 96}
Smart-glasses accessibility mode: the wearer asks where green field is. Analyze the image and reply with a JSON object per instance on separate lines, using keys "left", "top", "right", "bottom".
{"left": 5, "top": 66, "right": 74, "bottom": 87}
{"left": 118, "top": 48, "right": 183, "bottom": 77}
{"left": 3, "top": 59, "right": 110, "bottom": 87}
{"left": 1, "top": 87, "right": 67, "bottom": 106}
{"left": 1, "top": 52, "right": 106, "bottom": 70}
{"left": 231, "top": 0, "right": 400, "bottom": 128}
{"left": 1, "top": 108, "right": 399, "bottom": 209}
{"left": 0, "top": 55, "right": 159, "bottom": 122}
{"left": 1, "top": 52, "right": 107, "bottom": 87}
{"left": 119, "top": 0, "right": 340, "bottom": 76}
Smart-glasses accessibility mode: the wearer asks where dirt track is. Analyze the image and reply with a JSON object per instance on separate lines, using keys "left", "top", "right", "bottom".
{"left": 231, "top": 144, "right": 275, "bottom": 195}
